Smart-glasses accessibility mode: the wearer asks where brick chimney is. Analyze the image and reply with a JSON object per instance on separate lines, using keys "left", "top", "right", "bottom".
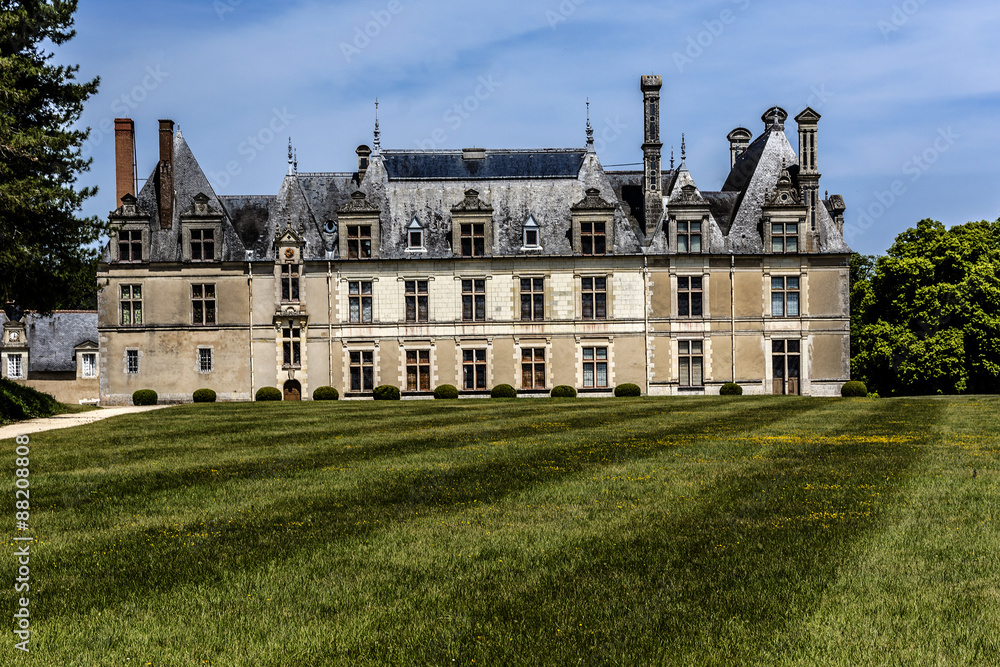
{"left": 641, "top": 75, "right": 663, "bottom": 232}
{"left": 158, "top": 119, "right": 174, "bottom": 229}
{"left": 114, "top": 119, "right": 135, "bottom": 205}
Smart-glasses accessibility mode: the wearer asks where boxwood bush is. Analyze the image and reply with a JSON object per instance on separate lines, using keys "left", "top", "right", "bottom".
{"left": 720, "top": 382, "right": 743, "bottom": 396}
{"left": 490, "top": 384, "right": 517, "bottom": 398}
{"left": 373, "top": 385, "right": 400, "bottom": 401}
{"left": 132, "top": 389, "right": 158, "bottom": 406}
{"left": 192, "top": 388, "right": 216, "bottom": 403}
{"left": 0, "top": 378, "right": 61, "bottom": 423}
{"left": 841, "top": 380, "right": 868, "bottom": 397}
{"left": 434, "top": 384, "right": 459, "bottom": 399}
{"left": 614, "top": 383, "right": 641, "bottom": 397}
{"left": 313, "top": 386, "right": 339, "bottom": 401}
{"left": 550, "top": 385, "right": 577, "bottom": 398}
{"left": 255, "top": 386, "right": 282, "bottom": 401}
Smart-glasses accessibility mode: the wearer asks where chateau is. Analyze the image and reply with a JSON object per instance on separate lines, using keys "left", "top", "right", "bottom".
{"left": 85, "top": 75, "right": 851, "bottom": 403}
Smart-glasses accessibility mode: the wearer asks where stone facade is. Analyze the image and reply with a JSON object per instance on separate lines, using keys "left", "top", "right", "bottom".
{"left": 96, "top": 75, "right": 851, "bottom": 404}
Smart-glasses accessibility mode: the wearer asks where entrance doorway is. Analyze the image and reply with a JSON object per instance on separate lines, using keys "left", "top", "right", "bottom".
{"left": 771, "top": 339, "right": 800, "bottom": 395}
{"left": 283, "top": 379, "right": 302, "bottom": 401}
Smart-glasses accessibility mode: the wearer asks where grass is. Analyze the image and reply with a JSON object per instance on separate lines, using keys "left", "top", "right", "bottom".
{"left": 2, "top": 396, "right": 997, "bottom": 665}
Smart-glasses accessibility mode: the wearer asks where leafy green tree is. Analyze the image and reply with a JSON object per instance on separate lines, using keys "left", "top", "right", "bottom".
{"left": 0, "top": 0, "right": 102, "bottom": 313}
{"left": 852, "top": 218, "right": 1000, "bottom": 395}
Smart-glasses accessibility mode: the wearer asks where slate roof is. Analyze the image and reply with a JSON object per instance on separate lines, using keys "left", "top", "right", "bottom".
{"left": 24, "top": 312, "right": 98, "bottom": 373}
{"left": 382, "top": 149, "right": 587, "bottom": 181}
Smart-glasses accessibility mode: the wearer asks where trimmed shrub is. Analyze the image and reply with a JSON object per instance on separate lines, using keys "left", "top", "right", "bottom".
{"left": 491, "top": 384, "right": 517, "bottom": 399}
{"left": 193, "top": 388, "right": 216, "bottom": 403}
{"left": 373, "top": 385, "right": 400, "bottom": 401}
{"left": 0, "top": 378, "right": 61, "bottom": 423}
{"left": 550, "top": 385, "right": 577, "bottom": 398}
{"left": 132, "top": 389, "right": 158, "bottom": 406}
{"left": 255, "top": 386, "right": 282, "bottom": 401}
{"left": 614, "top": 383, "right": 641, "bottom": 397}
{"left": 434, "top": 384, "right": 459, "bottom": 399}
{"left": 720, "top": 382, "right": 743, "bottom": 396}
{"left": 841, "top": 380, "right": 868, "bottom": 397}
{"left": 313, "top": 386, "right": 339, "bottom": 401}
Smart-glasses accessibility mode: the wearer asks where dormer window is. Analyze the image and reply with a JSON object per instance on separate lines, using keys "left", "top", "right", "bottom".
{"left": 407, "top": 217, "right": 425, "bottom": 251}
{"left": 118, "top": 230, "right": 143, "bottom": 262}
{"left": 347, "top": 225, "right": 372, "bottom": 259}
{"left": 772, "top": 223, "right": 799, "bottom": 253}
{"left": 677, "top": 220, "right": 702, "bottom": 253}
{"left": 191, "top": 229, "right": 215, "bottom": 261}
{"left": 522, "top": 215, "right": 540, "bottom": 250}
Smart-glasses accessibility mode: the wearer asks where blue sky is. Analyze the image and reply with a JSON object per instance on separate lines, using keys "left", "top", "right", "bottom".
{"left": 60, "top": 0, "right": 1000, "bottom": 255}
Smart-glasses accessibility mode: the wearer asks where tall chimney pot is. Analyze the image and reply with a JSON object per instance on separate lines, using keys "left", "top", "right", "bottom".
{"left": 114, "top": 119, "right": 136, "bottom": 205}
{"left": 158, "top": 119, "right": 174, "bottom": 229}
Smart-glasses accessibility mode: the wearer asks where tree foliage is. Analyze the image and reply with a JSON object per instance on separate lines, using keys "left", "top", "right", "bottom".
{"left": 851, "top": 218, "right": 1000, "bottom": 395}
{"left": 0, "top": 0, "right": 102, "bottom": 312}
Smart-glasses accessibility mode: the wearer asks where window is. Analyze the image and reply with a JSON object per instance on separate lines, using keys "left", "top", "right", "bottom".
{"left": 771, "top": 223, "right": 799, "bottom": 253}
{"left": 348, "top": 281, "right": 373, "bottom": 323}
{"left": 405, "top": 280, "right": 428, "bottom": 323}
{"left": 462, "top": 279, "right": 486, "bottom": 321}
{"left": 347, "top": 225, "right": 372, "bottom": 259}
{"left": 582, "top": 347, "right": 608, "bottom": 388}
{"left": 580, "top": 221, "right": 606, "bottom": 255}
{"left": 7, "top": 354, "right": 23, "bottom": 379}
{"left": 126, "top": 349, "right": 139, "bottom": 375}
{"left": 581, "top": 277, "right": 607, "bottom": 320}
{"left": 460, "top": 223, "right": 485, "bottom": 257}
{"left": 199, "top": 348, "right": 212, "bottom": 373}
{"left": 192, "top": 284, "right": 217, "bottom": 325}
{"left": 82, "top": 353, "right": 97, "bottom": 378}
{"left": 407, "top": 217, "right": 424, "bottom": 250}
{"left": 120, "top": 285, "right": 142, "bottom": 326}
{"left": 678, "top": 277, "right": 703, "bottom": 317}
{"left": 191, "top": 229, "right": 215, "bottom": 261}
{"left": 523, "top": 216, "right": 540, "bottom": 249}
{"left": 350, "top": 351, "right": 374, "bottom": 391}
{"left": 281, "top": 265, "right": 300, "bottom": 302}
{"left": 118, "top": 230, "right": 142, "bottom": 262}
{"left": 679, "top": 340, "right": 704, "bottom": 387}
{"left": 520, "top": 278, "right": 544, "bottom": 321}
{"left": 406, "top": 350, "right": 431, "bottom": 392}
{"left": 521, "top": 348, "right": 545, "bottom": 390}
{"left": 677, "top": 220, "right": 702, "bottom": 253}
{"left": 463, "top": 349, "right": 487, "bottom": 390}
{"left": 771, "top": 277, "right": 800, "bottom": 317}
{"left": 282, "top": 326, "right": 301, "bottom": 368}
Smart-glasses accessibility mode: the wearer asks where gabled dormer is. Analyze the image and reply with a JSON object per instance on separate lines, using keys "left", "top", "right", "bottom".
{"left": 180, "top": 192, "right": 225, "bottom": 262}
{"left": 337, "top": 191, "right": 381, "bottom": 259}
{"left": 274, "top": 225, "right": 306, "bottom": 316}
{"left": 451, "top": 189, "right": 493, "bottom": 258}
{"left": 571, "top": 188, "right": 615, "bottom": 256}
{"left": 762, "top": 169, "right": 809, "bottom": 253}
{"left": 109, "top": 193, "right": 151, "bottom": 264}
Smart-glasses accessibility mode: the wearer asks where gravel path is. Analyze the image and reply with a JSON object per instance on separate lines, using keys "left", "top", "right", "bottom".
{"left": 0, "top": 405, "right": 173, "bottom": 440}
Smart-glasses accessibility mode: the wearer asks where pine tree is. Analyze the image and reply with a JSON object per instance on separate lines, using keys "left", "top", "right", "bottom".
{"left": 0, "top": 0, "right": 101, "bottom": 313}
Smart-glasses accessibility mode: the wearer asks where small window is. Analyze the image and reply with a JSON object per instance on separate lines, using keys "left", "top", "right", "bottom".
{"left": 678, "top": 277, "right": 703, "bottom": 317}
{"left": 192, "top": 284, "right": 217, "bottom": 325}
{"left": 679, "top": 340, "right": 704, "bottom": 387}
{"left": 349, "top": 281, "right": 373, "bottom": 323}
{"left": 520, "top": 278, "right": 544, "bottom": 321}
{"left": 405, "top": 280, "right": 428, "bottom": 323}
{"left": 82, "top": 353, "right": 97, "bottom": 378}
{"left": 350, "top": 350, "right": 374, "bottom": 391}
{"left": 282, "top": 326, "right": 301, "bottom": 368}
{"left": 460, "top": 223, "right": 485, "bottom": 257}
{"left": 118, "top": 230, "right": 142, "bottom": 262}
{"left": 407, "top": 217, "right": 424, "bottom": 251}
{"left": 281, "top": 265, "right": 300, "bottom": 302}
{"left": 347, "top": 225, "right": 372, "bottom": 259}
{"left": 580, "top": 221, "right": 606, "bottom": 255}
{"left": 120, "top": 285, "right": 143, "bottom": 326}
{"left": 462, "top": 279, "right": 486, "bottom": 322}
{"left": 522, "top": 216, "right": 540, "bottom": 249}
{"left": 405, "top": 350, "right": 431, "bottom": 392}
{"left": 582, "top": 347, "right": 608, "bottom": 388}
{"left": 581, "top": 277, "right": 607, "bottom": 320}
{"left": 521, "top": 348, "right": 545, "bottom": 390}
{"left": 677, "top": 220, "right": 702, "bottom": 253}
{"left": 126, "top": 349, "right": 140, "bottom": 375}
{"left": 7, "top": 353, "right": 24, "bottom": 379}
{"left": 191, "top": 229, "right": 215, "bottom": 261}
{"left": 463, "top": 349, "right": 487, "bottom": 390}
{"left": 771, "top": 276, "right": 800, "bottom": 317}
{"left": 772, "top": 223, "right": 799, "bottom": 253}
{"left": 199, "top": 348, "right": 213, "bottom": 373}
{"left": 324, "top": 220, "right": 336, "bottom": 234}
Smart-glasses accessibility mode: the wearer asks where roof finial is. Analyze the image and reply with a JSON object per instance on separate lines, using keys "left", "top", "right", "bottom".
{"left": 670, "top": 146, "right": 674, "bottom": 169}
{"left": 586, "top": 98, "right": 595, "bottom": 152}
{"left": 680, "top": 133, "right": 686, "bottom": 164}
{"left": 287, "top": 137, "right": 294, "bottom": 176}
{"left": 293, "top": 148, "right": 298, "bottom": 174}
{"left": 373, "top": 98, "right": 381, "bottom": 152}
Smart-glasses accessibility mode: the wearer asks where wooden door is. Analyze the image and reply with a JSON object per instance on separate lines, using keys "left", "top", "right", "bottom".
{"left": 283, "top": 380, "right": 301, "bottom": 401}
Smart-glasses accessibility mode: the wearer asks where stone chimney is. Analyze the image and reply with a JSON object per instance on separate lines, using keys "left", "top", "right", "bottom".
{"left": 794, "top": 108, "right": 821, "bottom": 232}
{"left": 726, "top": 127, "right": 751, "bottom": 169}
{"left": 114, "top": 118, "right": 136, "bottom": 205}
{"left": 157, "top": 119, "right": 174, "bottom": 229}
{"left": 641, "top": 75, "right": 663, "bottom": 231}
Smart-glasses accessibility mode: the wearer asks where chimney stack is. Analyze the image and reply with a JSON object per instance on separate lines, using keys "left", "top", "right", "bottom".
{"left": 114, "top": 119, "right": 136, "bottom": 205}
{"left": 158, "top": 119, "right": 174, "bottom": 229}
{"left": 640, "top": 75, "right": 663, "bottom": 232}
{"left": 794, "top": 108, "right": 821, "bottom": 234}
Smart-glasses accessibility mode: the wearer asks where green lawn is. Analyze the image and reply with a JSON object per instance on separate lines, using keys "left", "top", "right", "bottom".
{"left": 3, "top": 396, "right": 997, "bottom": 665}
